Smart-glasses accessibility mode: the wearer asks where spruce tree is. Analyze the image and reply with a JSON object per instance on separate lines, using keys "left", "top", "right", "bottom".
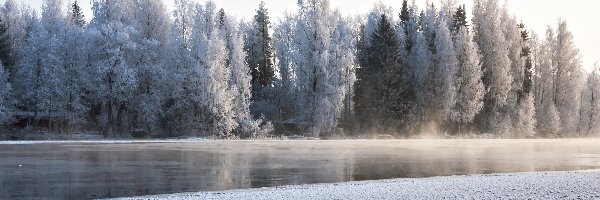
{"left": 452, "top": 5, "right": 467, "bottom": 33}
{"left": 0, "top": 17, "right": 12, "bottom": 68}
{"left": 356, "top": 14, "right": 408, "bottom": 133}
{"left": 245, "top": 1, "right": 275, "bottom": 118}
{"left": 69, "top": 1, "right": 86, "bottom": 28}
{"left": 249, "top": 1, "right": 274, "bottom": 88}
{"left": 218, "top": 9, "right": 226, "bottom": 29}
{"left": 519, "top": 22, "right": 533, "bottom": 97}
{"left": 354, "top": 23, "right": 373, "bottom": 131}
{"left": 400, "top": 0, "right": 409, "bottom": 24}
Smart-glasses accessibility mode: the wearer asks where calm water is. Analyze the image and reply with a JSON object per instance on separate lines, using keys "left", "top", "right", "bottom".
{"left": 1, "top": 139, "right": 600, "bottom": 199}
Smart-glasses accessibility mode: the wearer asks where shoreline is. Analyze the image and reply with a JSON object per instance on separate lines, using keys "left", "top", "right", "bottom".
{"left": 2, "top": 137, "right": 599, "bottom": 144}
{"left": 113, "top": 170, "right": 600, "bottom": 200}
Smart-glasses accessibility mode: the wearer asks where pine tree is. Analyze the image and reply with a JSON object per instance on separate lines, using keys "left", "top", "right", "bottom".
{"left": 248, "top": 1, "right": 274, "bottom": 88}
{"left": 355, "top": 14, "right": 407, "bottom": 133}
{"left": 451, "top": 5, "right": 467, "bottom": 33}
{"left": 519, "top": 22, "right": 533, "bottom": 97}
{"left": 0, "top": 17, "right": 12, "bottom": 68}
{"left": 400, "top": 0, "right": 409, "bottom": 24}
{"left": 68, "top": 1, "right": 85, "bottom": 28}
{"left": 246, "top": 1, "right": 275, "bottom": 118}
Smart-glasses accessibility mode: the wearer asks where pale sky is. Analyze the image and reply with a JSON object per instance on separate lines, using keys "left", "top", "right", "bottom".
{"left": 3, "top": 0, "right": 599, "bottom": 68}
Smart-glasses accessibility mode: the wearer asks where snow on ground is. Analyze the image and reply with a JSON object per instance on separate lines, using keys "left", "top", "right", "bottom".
{"left": 113, "top": 170, "right": 600, "bottom": 200}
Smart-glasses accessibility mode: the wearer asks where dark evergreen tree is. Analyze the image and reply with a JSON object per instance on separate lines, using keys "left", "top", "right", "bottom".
{"left": 355, "top": 14, "right": 410, "bottom": 134}
{"left": 400, "top": 0, "right": 409, "bottom": 24}
{"left": 218, "top": 8, "right": 226, "bottom": 28}
{"left": 244, "top": 1, "right": 276, "bottom": 119}
{"left": 0, "top": 17, "right": 12, "bottom": 68}
{"left": 519, "top": 22, "right": 533, "bottom": 98}
{"left": 253, "top": 2, "right": 274, "bottom": 87}
{"left": 70, "top": 1, "right": 86, "bottom": 28}
{"left": 452, "top": 5, "right": 468, "bottom": 33}
{"left": 354, "top": 23, "right": 373, "bottom": 131}
{"left": 246, "top": 2, "right": 275, "bottom": 97}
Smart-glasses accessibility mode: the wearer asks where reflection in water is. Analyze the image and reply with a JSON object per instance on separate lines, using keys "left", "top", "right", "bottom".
{"left": 0, "top": 139, "right": 599, "bottom": 199}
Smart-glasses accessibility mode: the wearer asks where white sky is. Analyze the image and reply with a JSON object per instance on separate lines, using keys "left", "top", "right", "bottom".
{"left": 3, "top": 0, "right": 599, "bottom": 68}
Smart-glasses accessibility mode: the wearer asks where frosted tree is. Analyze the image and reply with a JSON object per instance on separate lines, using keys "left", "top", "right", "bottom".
{"left": 407, "top": 31, "right": 432, "bottom": 128}
{"left": 533, "top": 27, "right": 561, "bottom": 136}
{"left": 579, "top": 64, "right": 600, "bottom": 136}
{"left": 451, "top": 28, "right": 485, "bottom": 133}
{"left": 511, "top": 21, "right": 538, "bottom": 137}
{"left": 272, "top": 13, "right": 296, "bottom": 121}
{"left": 553, "top": 20, "right": 584, "bottom": 135}
{"left": 0, "top": 61, "right": 11, "bottom": 124}
{"left": 440, "top": 0, "right": 460, "bottom": 29}
{"left": 424, "top": 13, "right": 457, "bottom": 127}
{"left": 472, "top": 0, "right": 513, "bottom": 134}
{"left": 14, "top": 18, "right": 43, "bottom": 129}
{"left": 87, "top": 0, "right": 138, "bottom": 134}
{"left": 162, "top": 0, "right": 197, "bottom": 133}
{"left": 2, "top": 0, "right": 35, "bottom": 73}
{"left": 203, "top": 31, "right": 237, "bottom": 138}
{"left": 222, "top": 12, "right": 266, "bottom": 138}
{"left": 61, "top": 8, "right": 89, "bottom": 129}
{"left": 421, "top": 1, "right": 437, "bottom": 52}
{"left": 129, "top": 0, "right": 171, "bottom": 133}
{"left": 191, "top": 2, "right": 237, "bottom": 138}
{"left": 500, "top": 4, "right": 528, "bottom": 131}
{"left": 293, "top": 0, "right": 354, "bottom": 135}
{"left": 513, "top": 93, "right": 536, "bottom": 137}
{"left": 13, "top": 0, "right": 70, "bottom": 131}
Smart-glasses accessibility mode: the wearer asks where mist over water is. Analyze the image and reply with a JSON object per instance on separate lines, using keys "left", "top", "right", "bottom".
{"left": 1, "top": 139, "right": 599, "bottom": 199}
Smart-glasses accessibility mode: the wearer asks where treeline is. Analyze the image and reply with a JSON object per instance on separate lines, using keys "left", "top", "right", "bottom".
{"left": 0, "top": 0, "right": 594, "bottom": 138}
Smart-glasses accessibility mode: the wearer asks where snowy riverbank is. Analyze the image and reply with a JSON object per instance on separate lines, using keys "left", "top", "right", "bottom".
{"left": 114, "top": 170, "right": 600, "bottom": 199}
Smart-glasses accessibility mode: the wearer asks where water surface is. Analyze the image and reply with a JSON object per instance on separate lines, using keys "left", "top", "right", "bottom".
{"left": 1, "top": 139, "right": 600, "bottom": 199}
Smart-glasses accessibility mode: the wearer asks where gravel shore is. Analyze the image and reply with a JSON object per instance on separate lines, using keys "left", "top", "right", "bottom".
{"left": 114, "top": 170, "right": 600, "bottom": 199}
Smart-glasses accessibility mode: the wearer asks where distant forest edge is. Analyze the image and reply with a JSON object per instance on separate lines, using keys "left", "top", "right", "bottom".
{"left": 0, "top": 0, "right": 594, "bottom": 139}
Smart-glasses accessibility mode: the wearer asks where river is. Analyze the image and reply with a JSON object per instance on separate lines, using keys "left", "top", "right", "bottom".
{"left": 1, "top": 139, "right": 599, "bottom": 199}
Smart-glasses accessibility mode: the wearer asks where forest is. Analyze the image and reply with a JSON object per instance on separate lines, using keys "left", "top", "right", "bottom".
{"left": 0, "top": 0, "right": 594, "bottom": 138}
